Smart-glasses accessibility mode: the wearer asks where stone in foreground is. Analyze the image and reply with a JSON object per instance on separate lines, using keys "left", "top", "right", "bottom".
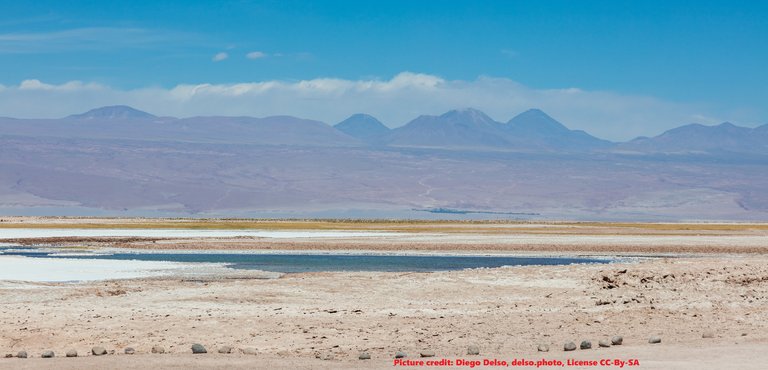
{"left": 218, "top": 346, "right": 233, "bottom": 354}
{"left": 537, "top": 344, "right": 549, "bottom": 352}
{"left": 359, "top": 352, "right": 371, "bottom": 360}
{"left": 580, "top": 340, "right": 592, "bottom": 350}
{"left": 467, "top": 345, "right": 480, "bottom": 355}
{"left": 420, "top": 350, "right": 435, "bottom": 358}
{"left": 66, "top": 349, "right": 78, "bottom": 357}
{"left": 611, "top": 336, "right": 623, "bottom": 345}
{"left": 649, "top": 336, "right": 662, "bottom": 344}
{"left": 41, "top": 351, "right": 54, "bottom": 358}
{"left": 151, "top": 345, "right": 165, "bottom": 354}
{"left": 599, "top": 339, "right": 611, "bottom": 348}
{"left": 92, "top": 346, "right": 107, "bottom": 356}
{"left": 191, "top": 344, "right": 207, "bottom": 354}
{"left": 241, "top": 347, "right": 257, "bottom": 355}
{"left": 124, "top": 347, "right": 136, "bottom": 355}
{"left": 564, "top": 342, "right": 577, "bottom": 351}
{"left": 17, "top": 351, "right": 28, "bottom": 359}
{"left": 395, "top": 351, "right": 407, "bottom": 358}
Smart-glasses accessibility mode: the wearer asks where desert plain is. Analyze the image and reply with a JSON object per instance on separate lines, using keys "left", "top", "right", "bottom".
{"left": 0, "top": 217, "right": 767, "bottom": 369}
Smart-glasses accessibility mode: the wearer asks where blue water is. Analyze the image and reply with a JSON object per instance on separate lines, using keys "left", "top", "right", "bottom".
{"left": 0, "top": 247, "right": 610, "bottom": 273}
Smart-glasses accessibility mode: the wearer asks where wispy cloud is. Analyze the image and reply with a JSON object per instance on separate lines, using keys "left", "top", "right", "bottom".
{"left": 0, "top": 27, "right": 196, "bottom": 54}
{"left": 0, "top": 72, "right": 744, "bottom": 140}
{"left": 500, "top": 49, "right": 519, "bottom": 59}
{"left": 212, "top": 52, "right": 229, "bottom": 62}
{"left": 246, "top": 51, "right": 266, "bottom": 59}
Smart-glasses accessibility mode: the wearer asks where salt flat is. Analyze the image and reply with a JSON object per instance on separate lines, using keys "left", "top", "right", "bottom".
{"left": 0, "top": 255, "right": 213, "bottom": 282}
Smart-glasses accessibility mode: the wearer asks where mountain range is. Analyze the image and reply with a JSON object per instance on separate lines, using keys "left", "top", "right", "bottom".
{"left": 0, "top": 105, "right": 766, "bottom": 220}
{"left": 2, "top": 105, "right": 765, "bottom": 154}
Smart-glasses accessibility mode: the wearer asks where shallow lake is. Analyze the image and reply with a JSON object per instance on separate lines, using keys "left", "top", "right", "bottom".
{"left": 0, "top": 248, "right": 610, "bottom": 273}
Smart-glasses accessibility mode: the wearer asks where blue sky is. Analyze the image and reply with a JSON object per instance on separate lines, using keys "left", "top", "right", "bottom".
{"left": 0, "top": 0, "right": 766, "bottom": 139}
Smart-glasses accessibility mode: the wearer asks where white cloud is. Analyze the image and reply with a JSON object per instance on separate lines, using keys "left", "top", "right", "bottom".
{"left": 212, "top": 52, "right": 228, "bottom": 62}
{"left": 0, "top": 73, "right": 753, "bottom": 140}
{"left": 246, "top": 51, "right": 266, "bottom": 59}
{"left": 18, "top": 79, "right": 104, "bottom": 91}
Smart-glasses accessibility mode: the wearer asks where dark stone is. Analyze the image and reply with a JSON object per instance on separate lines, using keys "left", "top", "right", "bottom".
{"left": 41, "top": 351, "right": 54, "bottom": 358}
{"left": 395, "top": 351, "right": 407, "bottom": 358}
{"left": 191, "top": 344, "right": 207, "bottom": 354}
{"left": 124, "top": 347, "right": 136, "bottom": 355}
{"left": 580, "top": 340, "right": 592, "bottom": 350}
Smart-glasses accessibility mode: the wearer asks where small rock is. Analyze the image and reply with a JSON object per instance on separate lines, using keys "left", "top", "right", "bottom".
{"left": 41, "top": 351, "right": 54, "bottom": 358}
{"left": 420, "top": 350, "right": 435, "bottom": 358}
{"left": 92, "top": 346, "right": 107, "bottom": 356}
{"left": 66, "top": 350, "right": 78, "bottom": 358}
{"left": 218, "top": 346, "right": 233, "bottom": 354}
{"left": 359, "top": 352, "right": 371, "bottom": 360}
{"left": 124, "top": 347, "right": 136, "bottom": 355}
{"left": 611, "top": 336, "right": 623, "bottom": 345}
{"left": 395, "top": 351, "right": 407, "bottom": 358}
{"left": 537, "top": 344, "right": 549, "bottom": 352}
{"left": 467, "top": 345, "right": 480, "bottom": 356}
{"left": 240, "top": 347, "right": 257, "bottom": 355}
{"left": 151, "top": 345, "right": 165, "bottom": 354}
{"left": 702, "top": 332, "right": 715, "bottom": 339}
{"left": 191, "top": 344, "right": 207, "bottom": 354}
{"left": 17, "top": 351, "right": 28, "bottom": 359}
{"left": 580, "top": 340, "right": 592, "bottom": 350}
{"left": 4, "top": 354, "right": 12, "bottom": 358}
{"left": 564, "top": 342, "right": 577, "bottom": 351}
{"left": 599, "top": 340, "right": 611, "bottom": 348}
{"left": 649, "top": 336, "right": 662, "bottom": 344}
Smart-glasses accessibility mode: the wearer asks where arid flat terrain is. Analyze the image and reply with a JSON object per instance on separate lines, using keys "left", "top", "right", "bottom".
{"left": 1, "top": 218, "right": 767, "bottom": 369}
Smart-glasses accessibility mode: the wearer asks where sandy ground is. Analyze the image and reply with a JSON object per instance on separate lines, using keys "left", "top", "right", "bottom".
{"left": 1, "top": 219, "right": 767, "bottom": 368}
{"left": 1, "top": 254, "right": 767, "bottom": 369}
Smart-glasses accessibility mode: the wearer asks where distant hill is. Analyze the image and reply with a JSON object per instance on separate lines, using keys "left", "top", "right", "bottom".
{"left": 0, "top": 108, "right": 360, "bottom": 147}
{"left": 68, "top": 105, "right": 157, "bottom": 120}
{"left": 503, "top": 109, "right": 611, "bottom": 151}
{"left": 334, "top": 114, "right": 390, "bottom": 143}
{"left": 386, "top": 108, "right": 511, "bottom": 149}
{"left": 619, "top": 122, "right": 768, "bottom": 154}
